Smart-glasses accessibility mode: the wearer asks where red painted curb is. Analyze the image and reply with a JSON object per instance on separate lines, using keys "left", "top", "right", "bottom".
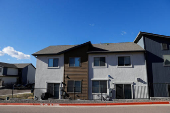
{"left": 0, "top": 101, "right": 169, "bottom": 106}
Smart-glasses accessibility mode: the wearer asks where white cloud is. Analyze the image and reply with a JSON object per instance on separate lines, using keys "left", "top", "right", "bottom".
{"left": 0, "top": 51, "right": 4, "bottom": 56}
{"left": 1, "top": 46, "right": 30, "bottom": 60}
{"left": 89, "top": 24, "right": 95, "bottom": 26}
{"left": 7, "top": 59, "right": 10, "bottom": 60}
{"left": 121, "top": 31, "right": 127, "bottom": 35}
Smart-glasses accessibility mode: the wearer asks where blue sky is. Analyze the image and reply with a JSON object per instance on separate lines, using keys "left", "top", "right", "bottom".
{"left": 0, "top": 0, "right": 170, "bottom": 67}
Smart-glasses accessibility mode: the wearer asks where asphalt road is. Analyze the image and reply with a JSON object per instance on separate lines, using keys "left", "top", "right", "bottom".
{"left": 0, "top": 105, "right": 170, "bottom": 113}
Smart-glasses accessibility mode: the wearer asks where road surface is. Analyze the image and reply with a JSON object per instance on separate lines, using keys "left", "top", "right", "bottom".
{"left": 0, "top": 105, "right": 170, "bottom": 113}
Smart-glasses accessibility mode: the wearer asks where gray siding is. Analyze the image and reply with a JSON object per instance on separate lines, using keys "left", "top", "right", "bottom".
{"left": 22, "top": 66, "right": 28, "bottom": 85}
{"left": 144, "top": 36, "right": 170, "bottom": 97}
{"left": 137, "top": 36, "right": 144, "bottom": 49}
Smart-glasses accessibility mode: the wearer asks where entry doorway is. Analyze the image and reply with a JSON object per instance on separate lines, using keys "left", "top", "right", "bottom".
{"left": 47, "top": 83, "right": 60, "bottom": 99}
{"left": 116, "top": 84, "right": 132, "bottom": 99}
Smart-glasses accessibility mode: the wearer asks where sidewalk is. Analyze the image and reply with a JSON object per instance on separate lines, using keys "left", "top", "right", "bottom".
{"left": 0, "top": 101, "right": 169, "bottom": 106}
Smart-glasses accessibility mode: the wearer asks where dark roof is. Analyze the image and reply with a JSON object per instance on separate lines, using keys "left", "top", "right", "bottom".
{"left": 134, "top": 31, "right": 170, "bottom": 43}
{"left": 32, "top": 41, "right": 92, "bottom": 56}
{"left": 32, "top": 42, "right": 144, "bottom": 56}
{"left": 88, "top": 42, "right": 144, "bottom": 53}
{"left": 0, "top": 62, "right": 34, "bottom": 69}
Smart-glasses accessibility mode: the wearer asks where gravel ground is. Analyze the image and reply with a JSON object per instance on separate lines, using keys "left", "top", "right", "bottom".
{"left": 0, "top": 98, "right": 170, "bottom": 103}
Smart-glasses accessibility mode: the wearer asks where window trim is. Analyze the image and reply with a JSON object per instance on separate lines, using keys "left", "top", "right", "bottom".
{"left": 92, "top": 80, "right": 108, "bottom": 94}
{"left": 161, "top": 43, "right": 168, "bottom": 50}
{"left": 69, "top": 57, "right": 81, "bottom": 67}
{"left": 47, "top": 57, "right": 60, "bottom": 68}
{"left": 117, "top": 55, "right": 132, "bottom": 68}
{"left": 163, "top": 55, "right": 170, "bottom": 67}
{"left": 67, "top": 80, "right": 82, "bottom": 93}
{"left": 92, "top": 55, "right": 107, "bottom": 68}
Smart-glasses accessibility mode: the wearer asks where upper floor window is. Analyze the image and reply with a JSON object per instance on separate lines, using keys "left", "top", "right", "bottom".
{"left": 67, "top": 80, "right": 81, "bottom": 92}
{"left": 69, "top": 57, "right": 80, "bottom": 67}
{"left": 118, "top": 56, "right": 131, "bottom": 66}
{"left": 163, "top": 55, "right": 170, "bottom": 66}
{"left": 94, "top": 57, "right": 105, "bottom": 66}
{"left": 162, "top": 43, "right": 168, "bottom": 50}
{"left": 48, "top": 58, "right": 59, "bottom": 67}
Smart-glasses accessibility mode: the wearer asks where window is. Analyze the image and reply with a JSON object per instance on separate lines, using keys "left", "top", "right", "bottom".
{"left": 0, "top": 67, "right": 2, "bottom": 72}
{"left": 163, "top": 55, "right": 170, "bottom": 66}
{"left": 162, "top": 43, "right": 168, "bottom": 50}
{"left": 48, "top": 58, "right": 59, "bottom": 67}
{"left": 94, "top": 57, "right": 105, "bottom": 66}
{"left": 92, "top": 81, "right": 107, "bottom": 93}
{"left": 67, "top": 80, "right": 81, "bottom": 92}
{"left": 118, "top": 56, "right": 131, "bottom": 66}
{"left": 69, "top": 57, "right": 80, "bottom": 67}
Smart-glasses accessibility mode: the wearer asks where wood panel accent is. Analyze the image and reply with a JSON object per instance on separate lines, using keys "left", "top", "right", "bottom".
{"left": 63, "top": 43, "right": 91, "bottom": 100}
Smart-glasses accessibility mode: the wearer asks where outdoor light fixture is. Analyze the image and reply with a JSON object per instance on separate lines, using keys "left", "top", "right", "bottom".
{"left": 62, "top": 82, "right": 66, "bottom": 86}
{"left": 66, "top": 75, "right": 70, "bottom": 79}
{"left": 137, "top": 78, "right": 141, "bottom": 82}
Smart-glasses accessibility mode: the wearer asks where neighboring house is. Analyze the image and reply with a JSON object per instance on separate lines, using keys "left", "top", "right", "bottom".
{"left": 33, "top": 41, "right": 148, "bottom": 100}
{"left": 0, "top": 62, "right": 36, "bottom": 87}
{"left": 134, "top": 32, "right": 170, "bottom": 97}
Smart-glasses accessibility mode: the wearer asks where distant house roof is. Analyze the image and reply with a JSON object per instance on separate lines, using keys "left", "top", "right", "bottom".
{"left": 32, "top": 41, "right": 144, "bottom": 56}
{"left": 134, "top": 31, "right": 170, "bottom": 43}
{"left": 0, "top": 62, "right": 35, "bottom": 69}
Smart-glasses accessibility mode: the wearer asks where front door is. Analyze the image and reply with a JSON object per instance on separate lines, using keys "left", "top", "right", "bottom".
{"left": 116, "top": 84, "right": 132, "bottom": 99}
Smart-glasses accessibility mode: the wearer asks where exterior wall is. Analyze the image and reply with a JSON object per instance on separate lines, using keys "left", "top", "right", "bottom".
{"left": 0, "top": 67, "right": 3, "bottom": 75}
{"left": 27, "top": 65, "right": 35, "bottom": 84}
{"left": 0, "top": 77, "right": 17, "bottom": 84}
{"left": 63, "top": 44, "right": 90, "bottom": 100}
{"left": 137, "top": 36, "right": 144, "bottom": 49}
{"left": 22, "top": 66, "right": 28, "bottom": 85}
{"left": 34, "top": 54, "right": 64, "bottom": 100}
{"left": 88, "top": 52, "right": 148, "bottom": 99}
{"left": 143, "top": 36, "right": 170, "bottom": 97}
{"left": 7, "top": 68, "right": 18, "bottom": 75}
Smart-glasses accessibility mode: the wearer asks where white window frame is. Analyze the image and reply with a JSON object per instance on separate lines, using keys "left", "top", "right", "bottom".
{"left": 116, "top": 55, "right": 132, "bottom": 68}
{"left": 47, "top": 57, "right": 60, "bottom": 68}
{"left": 163, "top": 55, "right": 170, "bottom": 67}
{"left": 91, "top": 79, "right": 108, "bottom": 94}
{"left": 92, "top": 55, "right": 107, "bottom": 68}
{"left": 113, "top": 82, "right": 134, "bottom": 99}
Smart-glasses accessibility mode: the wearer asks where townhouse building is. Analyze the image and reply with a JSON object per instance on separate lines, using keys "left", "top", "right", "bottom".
{"left": 134, "top": 32, "right": 170, "bottom": 97}
{"left": 33, "top": 41, "right": 148, "bottom": 100}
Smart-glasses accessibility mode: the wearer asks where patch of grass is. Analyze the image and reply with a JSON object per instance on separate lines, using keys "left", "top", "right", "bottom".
{"left": 0, "top": 93, "right": 34, "bottom": 100}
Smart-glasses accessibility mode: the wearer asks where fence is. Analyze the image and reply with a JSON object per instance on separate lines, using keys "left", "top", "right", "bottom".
{"left": 1, "top": 83, "right": 170, "bottom": 100}
{"left": 149, "top": 83, "right": 170, "bottom": 97}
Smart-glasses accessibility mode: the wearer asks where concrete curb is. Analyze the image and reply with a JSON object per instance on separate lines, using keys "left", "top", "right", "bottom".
{"left": 0, "top": 102, "right": 169, "bottom": 106}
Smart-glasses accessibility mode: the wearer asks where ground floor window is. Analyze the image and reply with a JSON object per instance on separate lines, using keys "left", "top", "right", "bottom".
{"left": 67, "top": 80, "right": 81, "bottom": 93}
{"left": 47, "top": 83, "right": 60, "bottom": 99}
{"left": 116, "top": 84, "right": 132, "bottom": 99}
{"left": 92, "top": 80, "right": 107, "bottom": 93}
